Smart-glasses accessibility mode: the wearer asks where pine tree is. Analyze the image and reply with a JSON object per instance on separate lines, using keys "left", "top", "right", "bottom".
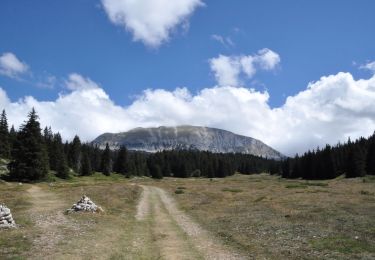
{"left": 366, "top": 133, "right": 375, "bottom": 175}
{"left": 149, "top": 164, "right": 163, "bottom": 179}
{"left": 44, "top": 127, "right": 55, "bottom": 169}
{"left": 346, "top": 145, "right": 367, "bottom": 178}
{"left": 0, "top": 110, "right": 10, "bottom": 158}
{"left": 9, "top": 125, "right": 16, "bottom": 153}
{"left": 90, "top": 145, "right": 101, "bottom": 172}
{"left": 100, "top": 143, "right": 112, "bottom": 176}
{"left": 80, "top": 149, "right": 93, "bottom": 176}
{"left": 53, "top": 133, "right": 69, "bottom": 179}
{"left": 114, "top": 146, "right": 128, "bottom": 175}
{"left": 9, "top": 108, "right": 49, "bottom": 181}
{"left": 68, "top": 135, "right": 81, "bottom": 173}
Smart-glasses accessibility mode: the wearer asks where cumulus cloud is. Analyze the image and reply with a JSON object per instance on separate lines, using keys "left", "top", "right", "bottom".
{"left": 209, "top": 49, "right": 280, "bottom": 86}
{"left": 64, "top": 73, "right": 101, "bottom": 90}
{"left": 1, "top": 71, "right": 375, "bottom": 156}
{"left": 101, "top": 0, "right": 203, "bottom": 47}
{"left": 0, "top": 52, "right": 29, "bottom": 78}
{"left": 360, "top": 61, "right": 375, "bottom": 73}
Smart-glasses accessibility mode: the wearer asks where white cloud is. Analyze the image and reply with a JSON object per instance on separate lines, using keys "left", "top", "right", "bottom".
{"left": 211, "top": 34, "right": 234, "bottom": 48}
{"left": 360, "top": 61, "right": 375, "bottom": 73}
{"left": 209, "top": 49, "right": 280, "bottom": 86}
{"left": 1, "top": 71, "right": 375, "bottom": 156}
{"left": 0, "top": 52, "right": 29, "bottom": 79}
{"left": 255, "top": 48, "right": 280, "bottom": 70}
{"left": 101, "top": 0, "right": 203, "bottom": 47}
{"left": 64, "top": 73, "right": 100, "bottom": 90}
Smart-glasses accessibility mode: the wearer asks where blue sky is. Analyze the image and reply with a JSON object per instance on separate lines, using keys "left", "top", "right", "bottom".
{"left": 1, "top": 0, "right": 374, "bottom": 106}
{"left": 0, "top": 0, "right": 375, "bottom": 154}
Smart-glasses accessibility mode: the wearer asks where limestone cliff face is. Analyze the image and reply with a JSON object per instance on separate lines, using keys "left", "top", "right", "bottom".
{"left": 92, "top": 125, "right": 284, "bottom": 159}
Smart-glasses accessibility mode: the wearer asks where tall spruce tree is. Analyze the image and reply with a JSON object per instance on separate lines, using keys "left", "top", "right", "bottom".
{"left": 366, "top": 133, "right": 375, "bottom": 175}
{"left": 43, "top": 127, "right": 55, "bottom": 169}
{"left": 346, "top": 145, "right": 367, "bottom": 178}
{"left": 90, "top": 145, "right": 101, "bottom": 172}
{"left": 100, "top": 143, "right": 112, "bottom": 176}
{"left": 0, "top": 109, "right": 10, "bottom": 158}
{"left": 68, "top": 135, "right": 81, "bottom": 173}
{"left": 9, "top": 108, "right": 49, "bottom": 181}
{"left": 114, "top": 145, "right": 128, "bottom": 175}
{"left": 53, "top": 133, "right": 69, "bottom": 179}
{"left": 80, "top": 148, "right": 93, "bottom": 176}
{"left": 9, "top": 125, "right": 16, "bottom": 153}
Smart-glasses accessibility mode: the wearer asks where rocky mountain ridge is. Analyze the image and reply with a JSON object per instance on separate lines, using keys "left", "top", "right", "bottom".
{"left": 92, "top": 125, "right": 284, "bottom": 160}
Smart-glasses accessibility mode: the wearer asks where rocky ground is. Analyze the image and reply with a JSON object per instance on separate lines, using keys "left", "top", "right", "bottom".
{"left": 0, "top": 204, "right": 16, "bottom": 228}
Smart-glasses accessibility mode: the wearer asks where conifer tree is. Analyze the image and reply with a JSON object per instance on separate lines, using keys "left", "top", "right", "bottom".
{"left": 53, "top": 133, "right": 69, "bottom": 179}
{"left": 90, "top": 145, "right": 102, "bottom": 172}
{"left": 346, "top": 145, "right": 367, "bottom": 178}
{"left": 114, "top": 145, "right": 128, "bottom": 175}
{"left": 0, "top": 110, "right": 10, "bottom": 158}
{"left": 80, "top": 149, "right": 93, "bottom": 176}
{"left": 366, "top": 133, "right": 375, "bottom": 175}
{"left": 9, "top": 108, "right": 49, "bottom": 181}
{"left": 100, "top": 143, "right": 112, "bottom": 176}
{"left": 68, "top": 135, "right": 81, "bottom": 173}
{"left": 9, "top": 125, "right": 16, "bottom": 153}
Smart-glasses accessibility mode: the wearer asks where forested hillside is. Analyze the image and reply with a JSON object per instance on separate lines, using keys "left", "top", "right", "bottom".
{"left": 1, "top": 108, "right": 374, "bottom": 182}
{"left": 282, "top": 133, "right": 375, "bottom": 179}
{"left": 0, "top": 109, "right": 279, "bottom": 181}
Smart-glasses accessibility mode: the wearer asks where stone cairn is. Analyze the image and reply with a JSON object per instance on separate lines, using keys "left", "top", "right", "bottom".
{"left": 0, "top": 204, "right": 16, "bottom": 228}
{"left": 66, "top": 195, "right": 103, "bottom": 213}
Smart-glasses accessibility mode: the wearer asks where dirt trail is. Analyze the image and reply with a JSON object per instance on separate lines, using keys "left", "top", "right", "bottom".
{"left": 136, "top": 185, "right": 246, "bottom": 260}
{"left": 26, "top": 185, "right": 72, "bottom": 259}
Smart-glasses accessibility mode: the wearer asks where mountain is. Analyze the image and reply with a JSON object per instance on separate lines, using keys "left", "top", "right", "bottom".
{"left": 92, "top": 125, "right": 284, "bottom": 159}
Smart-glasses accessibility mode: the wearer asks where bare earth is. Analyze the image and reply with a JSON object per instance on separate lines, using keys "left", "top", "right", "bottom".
{"left": 26, "top": 185, "right": 77, "bottom": 259}
{"left": 136, "top": 185, "right": 246, "bottom": 259}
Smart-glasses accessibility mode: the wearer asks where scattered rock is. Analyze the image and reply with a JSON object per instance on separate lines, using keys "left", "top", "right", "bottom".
{"left": 0, "top": 204, "right": 16, "bottom": 228}
{"left": 66, "top": 195, "right": 103, "bottom": 213}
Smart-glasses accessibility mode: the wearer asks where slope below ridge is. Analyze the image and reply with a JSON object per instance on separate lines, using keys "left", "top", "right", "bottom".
{"left": 92, "top": 125, "right": 284, "bottom": 159}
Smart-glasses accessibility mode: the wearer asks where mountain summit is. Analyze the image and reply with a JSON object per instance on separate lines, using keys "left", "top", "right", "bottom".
{"left": 92, "top": 126, "right": 284, "bottom": 159}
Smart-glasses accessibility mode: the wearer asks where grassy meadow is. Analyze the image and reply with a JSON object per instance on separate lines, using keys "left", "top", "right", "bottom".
{"left": 0, "top": 173, "right": 374, "bottom": 259}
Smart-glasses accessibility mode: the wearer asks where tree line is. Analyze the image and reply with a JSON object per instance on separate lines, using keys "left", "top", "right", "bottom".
{"left": 0, "top": 109, "right": 280, "bottom": 182}
{"left": 281, "top": 133, "right": 375, "bottom": 179}
{"left": 2, "top": 108, "right": 374, "bottom": 182}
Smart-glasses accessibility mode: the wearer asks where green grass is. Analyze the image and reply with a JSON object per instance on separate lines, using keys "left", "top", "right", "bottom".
{"left": 285, "top": 184, "right": 308, "bottom": 189}
{"left": 175, "top": 189, "right": 184, "bottom": 194}
{"left": 305, "top": 182, "right": 329, "bottom": 187}
{"left": 311, "top": 236, "right": 375, "bottom": 254}
{"left": 0, "top": 232, "right": 32, "bottom": 259}
{"left": 360, "top": 190, "right": 374, "bottom": 195}
{"left": 222, "top": 187, "right": 243, "bottom": 193}
{"left": 363, "top": 175, "right": 375, "bottom": 183}
{"left": 254, "top": 196, "right": 266, "bottom": 202}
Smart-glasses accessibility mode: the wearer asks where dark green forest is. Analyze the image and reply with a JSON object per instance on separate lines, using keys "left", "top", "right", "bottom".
{"left": 0, "top": 109, "right": 279, "bottom": 182}
{"left": 281, "top": 134, "right": 375, "bottom": 179}
{"left": 0, "top": 109, "right": 374, "bottom": 182}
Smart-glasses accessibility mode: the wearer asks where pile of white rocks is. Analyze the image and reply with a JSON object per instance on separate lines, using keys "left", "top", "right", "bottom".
{"left": 66, "top": 195, "right": 103, "bottom": 213}
{"left": 0, "top": 204, "right": 16, "bottom": 228}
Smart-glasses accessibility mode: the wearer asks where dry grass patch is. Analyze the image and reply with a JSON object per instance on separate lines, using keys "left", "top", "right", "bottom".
{"left": 152, "top": 174, "right": 375, "bottom": 259}
{"left": 0, "top": 175, "right": 145, "bottom": 259}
